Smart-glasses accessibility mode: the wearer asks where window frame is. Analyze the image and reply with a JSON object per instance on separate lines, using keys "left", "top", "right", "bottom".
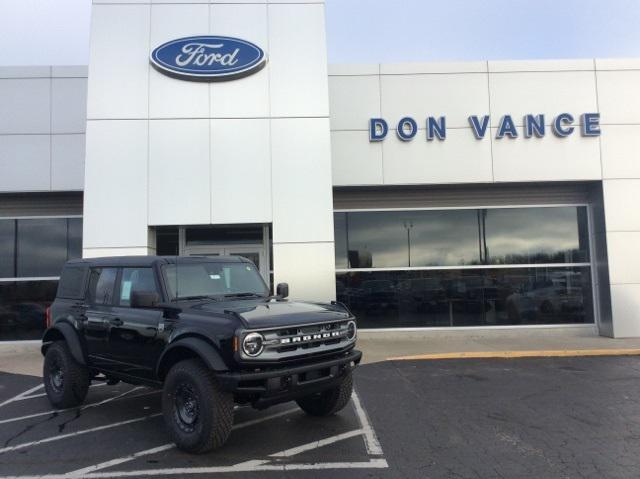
{"left": 333, "top": 203, "right": 598, "bottom": 331}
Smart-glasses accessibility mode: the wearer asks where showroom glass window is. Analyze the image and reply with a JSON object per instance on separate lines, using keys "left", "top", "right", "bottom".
{"left": 0, "top": 217, "right": 83, "bottom": 340}
{"left": 334, "top": 207, "right": 593, "bottom": 329}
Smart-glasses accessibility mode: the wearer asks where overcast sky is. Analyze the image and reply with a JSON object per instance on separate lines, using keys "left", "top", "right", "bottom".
{"left": 1, "top": 0, "right": 639, "bottom": 66}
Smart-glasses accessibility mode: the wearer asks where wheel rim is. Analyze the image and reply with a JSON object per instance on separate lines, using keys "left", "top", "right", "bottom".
{"left": 174, "top": 382, "right": 199, "bottom": 431}
{"left": 49, "top": 359, "right": 64, "bottom": 393}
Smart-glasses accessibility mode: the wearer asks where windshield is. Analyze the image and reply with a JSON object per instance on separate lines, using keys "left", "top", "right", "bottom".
{"left": 163, "top": 261, "right": 269, "bottom": 300}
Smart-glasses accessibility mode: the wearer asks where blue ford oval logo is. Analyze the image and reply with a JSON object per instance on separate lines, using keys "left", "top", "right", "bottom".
{"left": 150, "top": 36, "right": 267, "bottom": 81}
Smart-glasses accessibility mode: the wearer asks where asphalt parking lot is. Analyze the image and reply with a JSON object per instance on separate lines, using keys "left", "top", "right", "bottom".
{"left": 1, "top": 355, "right": 640, "bottom": 479}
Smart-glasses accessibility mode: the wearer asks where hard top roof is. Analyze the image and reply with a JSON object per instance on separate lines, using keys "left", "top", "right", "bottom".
{"left": 65, "top": 255, "right": 250, "bottom": 268}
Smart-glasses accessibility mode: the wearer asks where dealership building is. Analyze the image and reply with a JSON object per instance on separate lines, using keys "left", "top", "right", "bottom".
{"left": 1, "top": 0, "right": 640, "bottom": 341}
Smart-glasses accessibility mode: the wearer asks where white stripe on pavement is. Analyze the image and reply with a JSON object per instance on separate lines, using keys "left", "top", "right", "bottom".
{"left": 0, "top": 413, "right": 162, "bottom": 455}
{"left": 0, "top": 388, "right": 158, "bottom": 425}
{"left": 351, "top": 390, "right": 384, "bottom": 455}
{"left": 65, "top": 408, "right": 299, "bottom": 475}
{"left": 269, "top": 429, "right": 364, "bottom": 458}
{"left": 17, "top": 383, "right": 108, "bottom": 401}
{"left": 0, "top": 385, "right": 44, "bottom": 409}
{"left": 0, "top": 459, "right": 389, "bottom": 479}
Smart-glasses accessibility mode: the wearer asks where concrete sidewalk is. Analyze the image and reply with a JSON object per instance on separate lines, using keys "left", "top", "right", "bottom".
{"left": 3, "top": 325, "right": 640, "bottom": 376}
{"left": 357, "top": 325, "right": 640, "bottom": 363}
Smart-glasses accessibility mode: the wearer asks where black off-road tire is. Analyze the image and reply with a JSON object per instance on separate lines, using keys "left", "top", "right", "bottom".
{"left": 162, "top": 359, "right": 234, "bottom": 454}
{"left": 43, "top": 341, "right": 90, "bottom": 409}
{"left": 296, "top": 370, "right": 353, "bottom": 417}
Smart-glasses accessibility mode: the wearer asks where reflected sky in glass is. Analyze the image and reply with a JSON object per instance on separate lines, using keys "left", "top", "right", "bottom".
{"left": 335, "top": 207, "right": 590, "bottom": 269}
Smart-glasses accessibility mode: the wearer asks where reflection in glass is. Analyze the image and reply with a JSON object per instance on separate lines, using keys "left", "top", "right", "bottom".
{"left": 484, "top": 207, "right": 589, "bottom": 264}
{"left": 337, "top": 267, "right": 593, "bottom": 329}
{"left": 67, "top": 218, "right": 83, "bottom": 260}
{"left": 0, "top": 220, "right": 15, "bottom": 277}
{"left": 334, "top": 213, "right": 348, "bottom": 269}
{"left": 17, "top": 219, "right": 68, "bottom": 277}
{"left": 335, "top": 207, "right": 590, "bottom": 269}
{"left": 0, "top": 280, "right": 58, "bottom": 340}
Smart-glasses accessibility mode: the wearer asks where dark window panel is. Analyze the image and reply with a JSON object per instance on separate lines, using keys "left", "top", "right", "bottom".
{"left": 17, "top": 218, "right": 68, "bottom": 277}
{"left": 186, "top": 225, "right": 262, "bottom": 245}
{"left": 334, "top": 213, "right": 348, "bottom": 269}
{"left": 483, "top": 207, "right": 590, "bottom": 265}
{"left": 344, "top": 211, "right": 409, "bottom": 268}
{"left": 57, "top": 265, "right": 88, "bottom": 299}
{"left": 336, "top": 266, "right": 593, "bottom": 328}
{"left": 156, "top": 227, "right": 179, "bottom": 256}
{"left": 0, "top": 220, "right": 16, "bottom": 278}
{"left": 67, "top": 218, "right": 83, "bottom": 260}
{"left": 408, "top": 210, "right": 481, "bottom": 267}
{"left": 0, "top": 280, "right": 58, "bottom": 340}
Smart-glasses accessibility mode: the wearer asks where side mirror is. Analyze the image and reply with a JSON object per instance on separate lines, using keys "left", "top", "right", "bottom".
{"left": 130, "top": 291, "right": 160, "bottom": 308}
{"left": 276, "top": 283, "right": 289, "bottom": 299}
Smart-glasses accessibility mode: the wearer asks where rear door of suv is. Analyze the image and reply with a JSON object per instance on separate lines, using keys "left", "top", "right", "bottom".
{"left": 84, "top": 267, "right": 119, "bottom": 371}
{"left": 107, "top": 266, "right": 163, "bottom": 380}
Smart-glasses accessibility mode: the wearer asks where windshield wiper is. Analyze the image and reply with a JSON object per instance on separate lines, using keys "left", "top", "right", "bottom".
{"left": 223, "top": 292, "right": 264, "bottom": 299}
{"left": 175, "top": 295, "right": 218, "bottom": 301}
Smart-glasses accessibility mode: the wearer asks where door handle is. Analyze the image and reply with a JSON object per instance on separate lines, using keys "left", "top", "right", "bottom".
{"left": 109, "top": 317, "right": 123, "bottom": 326}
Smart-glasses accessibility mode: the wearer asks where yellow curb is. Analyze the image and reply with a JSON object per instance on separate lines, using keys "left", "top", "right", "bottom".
{"left": 387, "top": 349, "right": 640, "bottom": 361}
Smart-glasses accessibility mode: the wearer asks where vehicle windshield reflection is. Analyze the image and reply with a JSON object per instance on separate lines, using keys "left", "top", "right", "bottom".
{"left": 164, "top": 262, "right": 269, "bottom": 301}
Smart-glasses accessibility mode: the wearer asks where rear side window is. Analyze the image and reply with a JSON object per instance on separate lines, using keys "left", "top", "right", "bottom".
{"left": 57, "top": 266, "right": 88, "bottom": 299}
{"left": 87, "top": 268, "right": 118, "bottom": 305}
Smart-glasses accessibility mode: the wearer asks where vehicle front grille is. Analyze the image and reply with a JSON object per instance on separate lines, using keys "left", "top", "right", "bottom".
{"left": 247, "top": 320, "right": 353, "bottom": 361}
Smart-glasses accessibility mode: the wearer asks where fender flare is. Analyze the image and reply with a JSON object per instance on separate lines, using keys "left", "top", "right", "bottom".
{"left": 41, "top": 322, "right": 86, "bottom": 365}
{"left": 156, "top": 336, "right": 229, "bottom": 379}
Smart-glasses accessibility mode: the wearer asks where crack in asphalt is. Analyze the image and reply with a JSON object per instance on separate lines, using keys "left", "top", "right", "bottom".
{"left": 2, "top": 411, "right": 59, "bottom": 448}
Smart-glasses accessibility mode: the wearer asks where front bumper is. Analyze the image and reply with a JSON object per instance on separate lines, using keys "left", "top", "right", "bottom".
{"left": 217, "top": 349, "right": 362, "bottom": 409}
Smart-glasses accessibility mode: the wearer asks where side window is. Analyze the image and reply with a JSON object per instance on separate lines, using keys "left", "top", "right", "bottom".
{"left": 87, "top": 268, "right": 118, "bottom": 305}
{"left": 119, "top": 268, "right": 158, "bottom": 307}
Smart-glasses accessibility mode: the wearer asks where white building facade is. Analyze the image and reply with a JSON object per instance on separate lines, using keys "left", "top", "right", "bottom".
{"left": 1, "top": 0, "right": 640, "bottom": 340}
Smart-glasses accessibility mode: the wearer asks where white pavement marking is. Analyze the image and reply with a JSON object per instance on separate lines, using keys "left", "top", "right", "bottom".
{"left": 351, "top": 390, "right": 384, "bottom": 455}
{"left": 0, "top": 384, "right": 44, "bottom": 409}
{"left": 65, "top": 408, "right": 300, "bottom": 475}
{"left": 66, "top": 444, "right": 176, "bottom": 476}
{"left": 17, "top": 383, "right": 108, "bottom": 401}
{"left": 0, "top": 388, "right": 158, "bottom": 425}
{"left": 0, "top": 459, "right": 389, "bottom": 479}
{"left": 0, "top": 413, "right": 162, "bottom": 455}
{"left": 269, "top": 429, "right": 364, "bottom": 458}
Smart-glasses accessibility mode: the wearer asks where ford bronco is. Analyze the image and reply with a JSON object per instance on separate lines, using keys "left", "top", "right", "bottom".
{"left": 41, "top": 256, "right": 361, "bottom": 453}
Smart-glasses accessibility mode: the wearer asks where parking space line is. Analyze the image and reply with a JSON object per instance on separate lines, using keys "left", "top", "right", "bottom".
{"left": 67, "top": 444, "right": 176, "bottom": 476}
{"left": 0, "top": 385, "right": 44, "bottom": 409}
{"left": 269, "top": 429, "right": 364, "bottom": 458}
{"left": 351, "top": 391, "right": 384, "bottom": 455}
{"left": 17, "top": 383, "right": 108, "bottom": 401}
{"left": 0, "top": 459, "right": 389, "bottom": 479}
{"left": 0, "top": 388, "right": 158, "bottom": 426}
{"left": 0, "top": 413, "right": 162, "bottom": 455}
{"left": 64, "top": 408, "right": 300, "bottom": 475}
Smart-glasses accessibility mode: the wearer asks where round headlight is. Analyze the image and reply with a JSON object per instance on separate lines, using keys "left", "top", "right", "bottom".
{"left": 347, "top": 320, "right": 357, "bottom": 340}
{"left": 242, "top": 332, "right": 265, "bottom": 357}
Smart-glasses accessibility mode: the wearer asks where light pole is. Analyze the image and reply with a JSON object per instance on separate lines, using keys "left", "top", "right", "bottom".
{"left": 403, "top": 220, "right": 413, "bottom": 267}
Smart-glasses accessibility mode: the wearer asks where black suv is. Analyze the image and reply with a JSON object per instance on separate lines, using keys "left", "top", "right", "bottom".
{"left": 41, "top": 256, "right": 361, "bottom": 453}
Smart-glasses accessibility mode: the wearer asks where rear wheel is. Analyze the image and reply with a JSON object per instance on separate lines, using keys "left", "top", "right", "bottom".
{"left": 162, "top": 359, "right": 234, "bottom": 454}
{"left": 296, "top": 370, "right": 353, "bottom": 417}
{"left": 43, "top": 341, "right": 90, "bottom": 409}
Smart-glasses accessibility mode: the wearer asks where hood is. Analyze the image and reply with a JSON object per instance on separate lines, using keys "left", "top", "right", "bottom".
{"left": 189, "top": 299, "right": 351, "bottom": 330}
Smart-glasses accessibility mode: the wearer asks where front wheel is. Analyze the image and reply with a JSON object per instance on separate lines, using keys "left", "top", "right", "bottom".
{"left": 296, "top": 370, "right": 353, "bottom": 417}
{"left": 162, "top": 359, "right": 234, "bottom": 454}
{"left": 43, "top": 341, "right": 90, "bottom": 409}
